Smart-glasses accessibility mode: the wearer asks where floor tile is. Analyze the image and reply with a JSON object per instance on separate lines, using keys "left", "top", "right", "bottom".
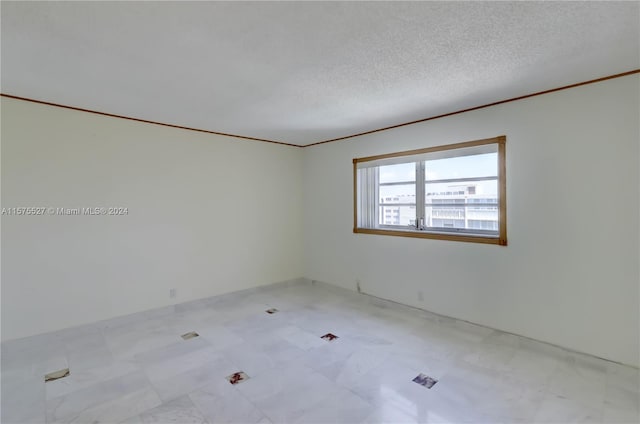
{"left": 1, "top": 373, "right": 46, "bottom": 423}
{"left": 275, "top": 325, "right": 327, "bottom": 350}
{"left": 603, "top": 385, "right": 639, "bottom": 423}
{"left": 45, "top": 360, "right": 140, "bottom": 400}
{"left": 134, "top": 337, "right": 216, "bottom": 382}
{"left": 533, "top": 392, "right": 603, "bottom": 423}
{"left": 149, "top": 353, "right": 235, "bottom": 402}
{"left": 56, "top": 386, "right": 161, "bottom": 423}
{"left": 189, "top": 380, "right": 266, "bottom": 423}
{"left": 361, "top": 405, "right": 421, "bottom": 424}
{"left": 46, "top": 371, "right": 151, "bottom": 423}
{"left": 346, "top": 358, "right": 426, "bottom": 408}
{"left": 220, "top": 342, "right": 277, "bottom": 378}
{"left": 294, "top": 386, "right": 372, "bottom": 424}
{"left": 196, "top": 324, "right": 245, "bottom": 351}
{"left": 233, "top": 362, "right": 316, "bottom": 405}
{"left": 547, "top": 353, "right": 608, "bottom": 405}
{"left": 138, "top": 396, "right": 209, "bottom": 423}
{"left": 607, "top": 361, "right": 640, "bottom": 393}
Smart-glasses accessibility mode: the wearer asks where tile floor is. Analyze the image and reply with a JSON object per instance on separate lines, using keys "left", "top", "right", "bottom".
{"left": 1, "top": 281, "right": 638, "bottom": 423}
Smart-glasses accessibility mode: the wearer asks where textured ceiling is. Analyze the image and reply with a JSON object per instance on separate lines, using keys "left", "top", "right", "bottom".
{"left": 2, "top": 1, "right": 639, "bottom": 146}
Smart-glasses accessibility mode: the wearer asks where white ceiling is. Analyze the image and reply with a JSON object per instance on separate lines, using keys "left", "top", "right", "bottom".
{"left": 2, "top": 1, "right": 639, "bottom": 146}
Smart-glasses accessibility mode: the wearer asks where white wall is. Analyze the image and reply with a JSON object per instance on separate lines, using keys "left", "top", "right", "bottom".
{"left": 1, "top": 97, "right": 304, "bottom": 341}
{"left": 303, "top": 74, "right": 640, "bottom": 367}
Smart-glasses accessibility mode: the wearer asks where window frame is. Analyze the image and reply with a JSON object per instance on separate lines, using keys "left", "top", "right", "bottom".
{"left": 352, "top": 135, "right": 507, "bottom": 246}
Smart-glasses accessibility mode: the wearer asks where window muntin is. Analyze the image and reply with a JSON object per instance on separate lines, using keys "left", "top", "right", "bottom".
{"left": 353, "top": 136, "right": 506, "bottom": 245}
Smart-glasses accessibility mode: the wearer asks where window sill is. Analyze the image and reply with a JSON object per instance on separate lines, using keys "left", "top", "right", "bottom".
{"left": 353, "top": 227, "right": 507, "bottom": 246}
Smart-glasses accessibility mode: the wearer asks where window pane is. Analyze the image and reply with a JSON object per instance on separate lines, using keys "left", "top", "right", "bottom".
{"left": 425, "top": 152, "right": 497, "bottom": 181}
{"left": 379, "top": 163, "right": 415, "bottom": 184}
{"left": 425, "top": 180, "right": 498, "bottom": 232}
{"left": 380, "top": 184, "right": 416, "bottom": 202}
{"left": 379, "top": 204, "right": 416, "bottom": 226}
{"left": 379, "top": 182, "right": 415, "bottom": 226}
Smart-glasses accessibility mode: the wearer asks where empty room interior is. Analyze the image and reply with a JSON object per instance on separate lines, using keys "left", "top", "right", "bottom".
{"left": 1, "top": 1, "right": 639, "bottom": 423}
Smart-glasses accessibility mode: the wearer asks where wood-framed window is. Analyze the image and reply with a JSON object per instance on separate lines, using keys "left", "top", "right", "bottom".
{"left": 353, "top": 136, "right": 507, "bottom": 245}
